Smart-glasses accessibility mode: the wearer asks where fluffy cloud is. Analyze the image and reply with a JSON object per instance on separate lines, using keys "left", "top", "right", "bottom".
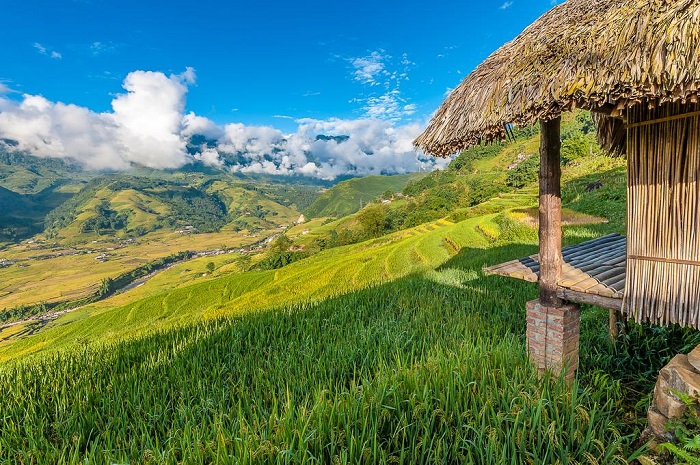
{"left": 0, "top": 68, "right": 194, "bottom": 169}
{"left": 0, "top": 95, "right": 127, "bottom": 170}
{"left": 110, "top": 69, "right": 193, "bottom": 168}
{"left": 0, "top": 68, "right": 445, "bottom": 179}
{"left": 218, "top": 118, "right": 448, "bottom": 180}
{"left": 182, "top": 112, "right": 225, "bottom": 140}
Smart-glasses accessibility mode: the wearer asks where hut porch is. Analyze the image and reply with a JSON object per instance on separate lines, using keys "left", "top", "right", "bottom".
{"left": 413, "top": 0, "right": 700, "bottom": 383}
{"left": 485, "top": 233, "right": 625, "bottom": 312}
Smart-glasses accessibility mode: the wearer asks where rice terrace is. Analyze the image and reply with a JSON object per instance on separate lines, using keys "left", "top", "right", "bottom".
{"left": 2, "top": 0, "right": 700, "bottom": 463}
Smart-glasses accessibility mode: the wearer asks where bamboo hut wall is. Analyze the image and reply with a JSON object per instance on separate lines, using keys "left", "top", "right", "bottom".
{"left": 624, "top": 102, "right": 700, "bottom": 328}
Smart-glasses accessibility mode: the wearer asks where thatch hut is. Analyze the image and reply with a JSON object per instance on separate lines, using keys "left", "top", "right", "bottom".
{"left": 415, "top": 0, "right": 700, "bottom": 381}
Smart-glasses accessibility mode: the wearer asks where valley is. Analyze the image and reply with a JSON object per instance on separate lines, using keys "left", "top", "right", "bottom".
{"left": 0, "top": 111, "right": 687, "bottom": 463}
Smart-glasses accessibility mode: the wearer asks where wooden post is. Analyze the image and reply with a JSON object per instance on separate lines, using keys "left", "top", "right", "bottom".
{"left": 539, "top": 117, "right": 563, "bottom": 307}
{"left": 530, "top": 118, "right": 579, "bottom": 383}
{"left": 609, "top": 309, "right": 625, "bottom": 342}
{"left": 609, "top": 309, "right": 619, "bottom": 341}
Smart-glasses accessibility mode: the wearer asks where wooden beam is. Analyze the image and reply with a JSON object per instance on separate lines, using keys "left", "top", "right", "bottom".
{"left": 539, "top": 117, "right": 563, "bottom": 307}
{"left": 556, "top": 288, "right": 622, "bottom": 311}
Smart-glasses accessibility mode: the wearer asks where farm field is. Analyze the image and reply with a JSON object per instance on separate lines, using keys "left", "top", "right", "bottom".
{"left": 1, "top": 119, "right": 682, "bottom": 464}
{"left": 0, "top": 216, "right": 660, "bottom": 463}
{"left": 0, "top": 226, "right": 279, "bottom": 310}
{"left": 0, "top": 213, "right": 497, "bottom": 360}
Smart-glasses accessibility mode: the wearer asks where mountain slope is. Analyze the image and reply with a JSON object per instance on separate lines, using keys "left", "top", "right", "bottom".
{"left": 304, "top": 173, "right": 424, "bottom": 219}
{"left": 0, "top": 214, "right": 496, "bottom": 359}
{"left": 0, "top": 147, "right": 638, "bottom": 463}
{"left": 0, "top": 148, "right": 90, "bottom": 195}
{"left": 0, "top": 184, "right": 74, "bottom": 244}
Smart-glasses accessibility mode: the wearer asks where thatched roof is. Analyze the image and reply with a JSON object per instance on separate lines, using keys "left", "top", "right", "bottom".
{"left": 415, "top": 0, "right": 700, "bottom": 157}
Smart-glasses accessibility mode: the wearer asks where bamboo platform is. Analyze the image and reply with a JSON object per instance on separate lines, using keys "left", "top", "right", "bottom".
{"left": 485, "top": 234, "right": 625, "bottom": 310}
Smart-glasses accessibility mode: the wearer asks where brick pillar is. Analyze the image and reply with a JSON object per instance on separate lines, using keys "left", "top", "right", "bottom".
{"left": 526, "top": 299, "right": 581, "bottom": 384}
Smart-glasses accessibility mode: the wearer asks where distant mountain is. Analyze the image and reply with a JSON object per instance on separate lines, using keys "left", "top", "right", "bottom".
{"left": 0, "top": 145, "right": 91, "bottom": 195}
{"left": 0, "top": 184, "right": 73, "bottom": 243}
{"left": 304, "top": 173, "right": 425, "bottom": 219}
{"left": 39, "top": 174, "right": 320, "bottom": 242}
{"left": 315, "top": 134, "right": 350, "bottom": 143}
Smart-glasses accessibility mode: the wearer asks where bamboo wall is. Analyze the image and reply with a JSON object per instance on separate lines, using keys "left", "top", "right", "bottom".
{"left": 623, "top": 102, "right": 700, "bottom": 328}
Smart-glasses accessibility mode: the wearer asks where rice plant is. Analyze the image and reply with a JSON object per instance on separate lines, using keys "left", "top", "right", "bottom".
{"left": 0, "top": 242, "right": 642, "bottom": 464}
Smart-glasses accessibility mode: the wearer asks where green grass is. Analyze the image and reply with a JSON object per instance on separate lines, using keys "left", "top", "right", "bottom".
{"left": 0, "top": 241, "right": 642, "bottom": 464}
{"left": 0, "top": 154, "right": 625, "bottom": 359}
{"left": 0, "top": 119, "right": 659, "bottom": 463}
{"left": 0, "top": 215, "right": 496, "bottom": 360}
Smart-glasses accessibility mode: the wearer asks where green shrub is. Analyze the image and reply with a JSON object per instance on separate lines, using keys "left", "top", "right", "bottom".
{"left": 506, "top": 156, "right": 540, "bottom": 189}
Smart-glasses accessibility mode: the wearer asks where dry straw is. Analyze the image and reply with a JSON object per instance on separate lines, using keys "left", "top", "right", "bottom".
{"left": 623, "top": 102, "right": 700, "bottom": 328}
{"left": 414, "top": 0, "right": 700, "bottom": 157}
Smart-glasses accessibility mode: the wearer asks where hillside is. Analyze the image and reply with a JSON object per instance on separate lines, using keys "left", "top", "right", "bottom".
{"left": 0, "top": 147, "right": 326, "bottom": 245}
{"left": 0, "top": 111, "right": 621, "bottom": 349}
{"left": 304, "top": 173, "right": 424, "bottom": 218}
{"left": 0, "top": 241, "right": 642, "bottom": 464}
{"left": 0, "top": 171, "right": 323, "bottom": 312}
{"left": 0, "top": 147, "right": 90, "bottom": 195}
{"left": 0, "top": 145, "right": 662, "bottom": 464}
{"left": 2, "top": 111, "right": 684, "bottom": 463}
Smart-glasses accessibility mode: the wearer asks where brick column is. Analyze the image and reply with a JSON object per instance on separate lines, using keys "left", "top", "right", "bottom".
{"left": 526, "top": 299, "right": 581, "bottom": 384}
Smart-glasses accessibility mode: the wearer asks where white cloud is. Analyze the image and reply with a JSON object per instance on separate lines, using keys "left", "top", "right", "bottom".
{"left": 0, "top": 94, "right": 128, "bottom": 170}
{"left": 0, "top": 67, "right": 445, "bottom": 179}
{"left": 362, "top": 90, "right": 415, "bottom": 122}
{"left": 182, "top": 112, "right": 225, "bottom": 139}
{"left": 218, "top": 117, "right": 446, "bottom": 180}
{"left": 0, "top": 68, "right": 195, "bottom": 170}
{"left": 350, "top": 51, "right": 387, "bottom": 86}
{"left": 179, "top": 67, "right": 196, "bottom": 85}
{"left": 222, "top": 123, "right": 284, "bottom": 153}
{"left": 500, "top": 1, "right": 513, "bottom": 9}
{"left": 0, "top": 83, "right": 11, "bottom": 95}
{"left": 403, "top": 104, "right": 417, "bottom": 115}
{"left": 194, "top": 148, "right": 224, "bottom": 167}
{"left": 34, "top": 42, "right": 62, "bottom": 59}
{"left": 90, "top": 41, "right": 118, "bottom": 56}
{"left": 109, "top": 69, "right": 193, "bottom": 168}
{"left": 349, "top": 50, "right": 418, "bottom": 122}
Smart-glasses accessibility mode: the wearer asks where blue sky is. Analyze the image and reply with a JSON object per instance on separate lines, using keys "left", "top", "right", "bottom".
{"left": 0, "top": 0, "right": 559, "bottom": 178}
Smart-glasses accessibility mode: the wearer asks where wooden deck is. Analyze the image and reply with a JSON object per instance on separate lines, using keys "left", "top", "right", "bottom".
{"left": 485, "top": 234, "right": 625, "bottom": 310}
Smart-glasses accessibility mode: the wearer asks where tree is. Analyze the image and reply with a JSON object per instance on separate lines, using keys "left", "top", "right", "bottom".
{"left": 357, "top": 204, "right": 388, "bottom": 238}
{"left": 206, "top": 262, "right": 215, "bottom": 273}
{"left": 506, "top": 156, "right": 540, "bottom": 189}
{"left": 270, "top": 234, "right": 293, "bottom": 253}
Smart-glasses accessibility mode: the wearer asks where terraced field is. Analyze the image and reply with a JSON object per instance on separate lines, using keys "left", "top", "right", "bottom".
{"left": 0, "top": 153, "right": 623, "bottom": 362}
{"left": 0, "top": 212, "right": 504, "bottom": 361}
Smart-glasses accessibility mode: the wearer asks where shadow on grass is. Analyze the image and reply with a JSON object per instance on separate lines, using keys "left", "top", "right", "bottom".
{"left": 3, "top": 240, "right": 692, "bottom": 462}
